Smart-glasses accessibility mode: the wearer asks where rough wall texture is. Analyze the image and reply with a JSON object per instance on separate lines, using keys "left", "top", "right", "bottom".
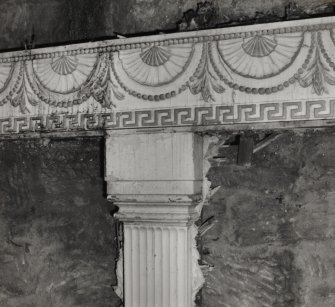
{"left": 0, "top": 138, "right": 121, "bottom": 307}
{"left": 1, "top": 1, "right": 335, "bottom": 307}
{"left": 0, "top": 0, "right": 334, "bottom": 50}
{"left": 202, "top": 129, "right": 335, "bottom": 307}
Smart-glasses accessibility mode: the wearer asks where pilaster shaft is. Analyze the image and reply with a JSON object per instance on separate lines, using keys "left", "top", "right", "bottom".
{"left": 123, "top": 223, "right": 194, "bottom": 307}
{"left": 105, "top": 131, "right": 204, "bottom": 307}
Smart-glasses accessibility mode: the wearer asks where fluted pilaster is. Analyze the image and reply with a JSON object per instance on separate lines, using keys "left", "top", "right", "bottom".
{"left": 105, "top": 131, "right": 204, "bottom": 307}
{"left": 123, "top": 224, "right": 191, "bottom": 307}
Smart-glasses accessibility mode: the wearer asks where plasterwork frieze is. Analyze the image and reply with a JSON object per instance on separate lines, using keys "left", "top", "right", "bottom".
{"left": 0, "top": 17, "right": 335, "bottom": 134}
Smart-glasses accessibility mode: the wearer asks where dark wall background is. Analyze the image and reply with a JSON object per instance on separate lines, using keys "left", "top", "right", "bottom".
{"left": 202, "top": 129, "right": 335, "bottom": 307}
{"left": 0, "top": 138, "right": 121, "bottom": 307}
{"left": 0, "top": 0, "right": 334, "bottom": 50}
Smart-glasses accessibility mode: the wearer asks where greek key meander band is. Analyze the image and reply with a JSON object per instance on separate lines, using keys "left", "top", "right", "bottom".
{"left": 0, "top": 100, "right": 334, "bottom": 134}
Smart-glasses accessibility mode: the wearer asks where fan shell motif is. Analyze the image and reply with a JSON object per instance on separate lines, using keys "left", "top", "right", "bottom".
{"left": 118, "top": 44, "right": 194, "bottom": 86}
{"left": 218, "top": 32, "right": 304, "bottom": 79}
{"left": 33, "top": 53, "right": 98, "bottom": 93}
{"left": 51, "top": 55, "right": 79, "bottom": 75}
{"left": 242, "top": 35, "right": 277, "bottom": 57}
{"left": 140, "top": 46, "right": 170, "bottom": 66}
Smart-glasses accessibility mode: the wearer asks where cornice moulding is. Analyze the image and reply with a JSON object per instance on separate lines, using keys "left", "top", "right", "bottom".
{"left": 1, "top": 16, "right": 335, "bottom": 61}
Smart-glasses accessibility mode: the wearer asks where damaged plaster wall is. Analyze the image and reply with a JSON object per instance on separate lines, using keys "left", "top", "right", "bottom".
{"left": 0, "top": 138, "right": 121, "bottom": 307}
{"left": 0, "top": 1, "right": 335, "bottom": 307}
{"left": 0, "top": 0, "right": 334, "bottom": 50}
{"left": 202, "top": 129, "right": 335, "bottom": 307}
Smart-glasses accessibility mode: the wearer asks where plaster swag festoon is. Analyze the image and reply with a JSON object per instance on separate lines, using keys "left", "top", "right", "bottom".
{"left": 2, "top": 16, "right": 335, "bottom": 307}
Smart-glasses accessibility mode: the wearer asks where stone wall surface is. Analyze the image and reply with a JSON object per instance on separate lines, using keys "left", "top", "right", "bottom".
{"left": 0, "top": 137, "right": 121, "bottom": 307}
{"left": 0, "top": 0, "right": 334, "bottom": 50}
{"left": 202, "top": 129, "right": 335, "bottom": 307}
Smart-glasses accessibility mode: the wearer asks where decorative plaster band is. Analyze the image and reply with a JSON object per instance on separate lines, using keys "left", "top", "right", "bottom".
{"left": 1, "top": 16, "right": 335, "bottom": 134}
{"left": 0, "top": 99, "right": 334, "bottom": 134}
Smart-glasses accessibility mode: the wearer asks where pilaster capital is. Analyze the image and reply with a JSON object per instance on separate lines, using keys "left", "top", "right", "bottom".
{"left": 110, "top": 197, "right": 201, "bottom": 224}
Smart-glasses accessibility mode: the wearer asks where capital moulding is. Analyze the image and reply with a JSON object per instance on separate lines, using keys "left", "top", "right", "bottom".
{"left": 0, "top": 16, "right": 334, "bottom": 135}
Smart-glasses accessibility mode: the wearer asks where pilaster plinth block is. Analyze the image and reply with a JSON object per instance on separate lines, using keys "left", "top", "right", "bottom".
{"left": 105, "top": 130, "right": 204, "bottom": 307}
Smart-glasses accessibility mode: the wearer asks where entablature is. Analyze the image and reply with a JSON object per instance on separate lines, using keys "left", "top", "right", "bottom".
{"left": 1, "top": 16, "right": 335, "bottom": 135}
